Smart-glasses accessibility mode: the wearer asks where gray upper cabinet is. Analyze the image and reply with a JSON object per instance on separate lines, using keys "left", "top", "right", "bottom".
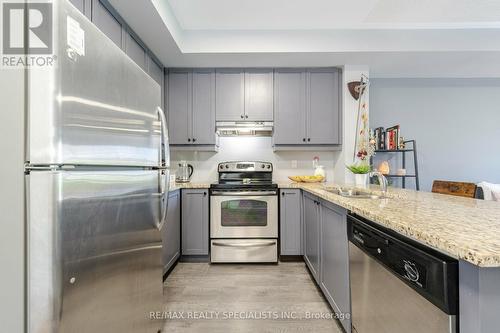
{"left": 124, "top": 32, "right": 147, "bottom": 71}
{"left": 162, "top": 190, "right": 181, "bottom": 275}
{"left": 91, "top": 0, "right": 122, "bottom": 48}
{"left": 215, "top": 69, "right": 245, "bottom": 121}
{"left": 303, "top": 192, "right": 320, "bottom": 283}
{"left": 192, "top": 69, "right": 216, "bottom": 145}
{"left": 168, "top": 69, "right": 216, "bottom": 146}
{"left": 307, "top": 68, "right": 341, "bottom": 145}
{"left": 182, "top": 189, "right": 209, "bottom": 256}
{"left": 274, "top": 69, "right": 307, "bottom": 144}
{"left": 273, "top": 68, "right": 341, "bottom": 148}
{"left": 148, "top": 56, "right": 164, "bottom": 86}
{"left": 319, "top": 200, "right": 351, "bottom": 332}
{"left": 168, "top": 70, "right": 191, "bottom": 145}
{"left": 215, "top": 69, "right": 273, "bottom": 121}
{"left": 280, "top": 189, "right": 302, "bottom": 256}
{"left": 244, "top": 69, "right": 274, "bottom": 121}
{"left": 70, "top": 0, "right": 91, "bottom": 18}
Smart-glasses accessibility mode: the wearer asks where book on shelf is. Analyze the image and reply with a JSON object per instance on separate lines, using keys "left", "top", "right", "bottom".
{"left": 385, "top": 125, "right": 400, "bottom": 150}
{"left": 374, "top": 127, "right": 384, "bottom": 150}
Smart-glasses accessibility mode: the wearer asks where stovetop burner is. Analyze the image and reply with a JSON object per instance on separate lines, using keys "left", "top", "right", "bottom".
{"left": 211, "top": 161, "right": 276, "bottom": 191}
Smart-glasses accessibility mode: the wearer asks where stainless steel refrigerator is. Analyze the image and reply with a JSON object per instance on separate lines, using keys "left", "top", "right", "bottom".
{"left": 25, "top": 1, "right": 169, "bottom": 332}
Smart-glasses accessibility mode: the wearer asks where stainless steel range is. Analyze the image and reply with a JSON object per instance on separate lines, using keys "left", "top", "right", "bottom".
{"left": 210, "top": 161, "right": 278, "bottom": 263}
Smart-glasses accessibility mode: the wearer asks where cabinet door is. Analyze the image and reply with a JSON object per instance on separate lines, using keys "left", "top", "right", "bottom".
{"left": 192, "top": 70, "right": 216, "bottom": 145}
{"left": 280, "top": 189, "right": 302, "bottom": 255}
{"left": 303, "top": 193, "right": 320, "bottom": 283}
{"left": 215, "top": 69, "right": 245, "bottom": 121}
{"left": 162, "top": 190, "right": 180, "bottom": 274}
{"left": 148, "top": 56, "right": 163, "bottom": 86}
{"left": 148, "top": 56, "right": 164, "bottom": 106}
{"left": 181, "top": 189, "right": 209, "bottom": 256}
{"left": 91, "top": 0, "right": 122, "bottom": 48}
{"left": 124, "top": 32, "right": 147, "bottom": 71}
{"left": 168, "top": 70, "right": 191, "bottom": 145}
{"left": 320, "top": 201, "right": 351, "bottom": 332}
{"left": 70, "top": 0, "right": 91, "bottom": 18}
{"left": 307, "top": 68, "right": 341, "bottom": 144}
{"left": 244, "top": 69, "right": 273, "bottom": 121}
{"left": 274, "top": 69, "right": 307, "bottom": 144}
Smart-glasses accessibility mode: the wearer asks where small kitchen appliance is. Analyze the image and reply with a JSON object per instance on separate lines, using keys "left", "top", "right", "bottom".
{"left": 176, "top": 161, "right": 194, "bottom": 182}
{"left": 210, "top": 161, "right": 278, "bottom": 263}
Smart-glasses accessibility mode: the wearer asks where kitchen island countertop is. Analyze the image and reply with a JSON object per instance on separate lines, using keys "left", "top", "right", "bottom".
{"left": 279, "top": 182, "right": 500, "bottom": 267}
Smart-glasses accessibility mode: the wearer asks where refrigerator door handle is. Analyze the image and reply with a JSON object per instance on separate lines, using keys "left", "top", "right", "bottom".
{"left": 157, "top": 107, "right": 170, "bottom": 168}
{"left": 157, "top": 168, "right": 168, "bottom": 230}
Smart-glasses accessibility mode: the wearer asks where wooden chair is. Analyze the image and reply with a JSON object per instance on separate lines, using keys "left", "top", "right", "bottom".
{"left": 431, "top": 180, "right": 481, "bottom": 198}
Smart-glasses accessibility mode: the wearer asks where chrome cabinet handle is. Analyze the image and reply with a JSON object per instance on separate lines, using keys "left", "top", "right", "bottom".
{"left": 212, "top": 241, "right": 276, "bottom": 248}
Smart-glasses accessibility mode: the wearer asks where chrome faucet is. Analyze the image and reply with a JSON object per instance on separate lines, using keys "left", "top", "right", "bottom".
{"left": 369, "top": 171, "right": 388, "bottom": 197}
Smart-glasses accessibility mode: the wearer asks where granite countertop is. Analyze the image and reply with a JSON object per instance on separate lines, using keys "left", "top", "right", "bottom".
{"left": 279, "top": 182, "right": 500, "bottom": 268}
{"left": 169, "top": 181, "right": 212, "bottom": 192}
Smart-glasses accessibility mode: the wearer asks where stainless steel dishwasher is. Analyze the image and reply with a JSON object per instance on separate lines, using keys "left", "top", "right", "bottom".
{"left": 348, "top": 214, "right": 458, "bottom": 333}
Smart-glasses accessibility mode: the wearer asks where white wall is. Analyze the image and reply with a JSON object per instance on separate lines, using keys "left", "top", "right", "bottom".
{"left": 172, "top": 137, "right": 339, "bottom": 183}
{"left": 333, "top": 65, "right": 370, "bottom": 184}
{"left": 370, "top": 78, "right": 500, "bottom": 191}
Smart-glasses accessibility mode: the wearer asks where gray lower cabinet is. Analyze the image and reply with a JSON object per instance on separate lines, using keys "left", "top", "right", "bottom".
{"left": 181, "top": 189, "right": 209, "bottom": 256}
{"left": 274, "top": 68, "right": 341, "bottom": 148}
{"left": 303, "top": 192, "right": 321, "bottom": 283}
{"left": 279, "top": 189, "right": 302, "bottom": 255}
{"left": 168, "top": 69, "right": 216, "bottom": 147}
{"left": 162, "top": 190, "right": 181, "bottom": 275}
{"left": 319, "top": 200, "right": 351, "bottom": 332}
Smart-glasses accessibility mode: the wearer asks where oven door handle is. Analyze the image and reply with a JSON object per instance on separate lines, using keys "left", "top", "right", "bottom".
{"left": 210, "top": 190, "right": 277, "bottom": 196}
{"left": 212, "top": 241, "right": 277, "bottom": 248}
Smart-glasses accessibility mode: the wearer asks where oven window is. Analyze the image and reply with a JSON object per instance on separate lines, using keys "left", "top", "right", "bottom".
{"left": 221, "top": 200, "right": 267, "bottom": 227}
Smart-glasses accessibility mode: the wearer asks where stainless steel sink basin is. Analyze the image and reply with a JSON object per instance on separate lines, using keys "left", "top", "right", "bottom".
{"left": 326, "top": 188, "right": 385, "bottom": 199}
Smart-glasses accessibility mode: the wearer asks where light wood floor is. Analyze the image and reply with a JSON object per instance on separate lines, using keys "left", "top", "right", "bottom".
{"left": 163, "top": 262, "right": 343, "bottom": 332}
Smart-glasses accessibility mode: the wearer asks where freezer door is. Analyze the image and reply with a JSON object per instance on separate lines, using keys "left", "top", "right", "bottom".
{"left": 27, "top": 170, "right": 167, "bottom": 333}
{"left": 28, "top": 1, "right": 165, "bottom": 167}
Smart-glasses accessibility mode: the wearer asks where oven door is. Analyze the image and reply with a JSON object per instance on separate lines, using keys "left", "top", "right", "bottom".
{"left": 210, "top": 192, "right": 278, "bottom": 238}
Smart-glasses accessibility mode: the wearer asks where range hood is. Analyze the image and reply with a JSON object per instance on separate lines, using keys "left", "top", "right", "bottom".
{"left": 216, "top": 121, "right": 273, "bottom": 137}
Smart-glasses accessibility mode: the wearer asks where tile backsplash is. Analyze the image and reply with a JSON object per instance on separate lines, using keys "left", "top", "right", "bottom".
{"left": 171, "top": 137, "right": 341, "bottom": 183}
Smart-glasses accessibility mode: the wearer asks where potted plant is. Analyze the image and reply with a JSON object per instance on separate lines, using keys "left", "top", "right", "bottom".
{"left": 346, "top": 162, "right": 372, "bottom": 188}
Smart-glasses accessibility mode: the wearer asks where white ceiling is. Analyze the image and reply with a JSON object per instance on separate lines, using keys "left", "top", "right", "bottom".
{"left": 108, "top": 0, "right": 500, "bottom": 77}
{"left": 168, "top": 0, "right": 500, "bottom": 30}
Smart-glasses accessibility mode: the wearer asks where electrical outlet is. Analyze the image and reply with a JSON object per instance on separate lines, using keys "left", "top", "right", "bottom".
{"left": 291, "top": 160, "right": 298, "bottom": 169}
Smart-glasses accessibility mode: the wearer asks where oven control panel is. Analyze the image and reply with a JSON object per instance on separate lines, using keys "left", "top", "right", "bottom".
{"left": 218, "top": 161, "right": 272, "bottom": 172}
